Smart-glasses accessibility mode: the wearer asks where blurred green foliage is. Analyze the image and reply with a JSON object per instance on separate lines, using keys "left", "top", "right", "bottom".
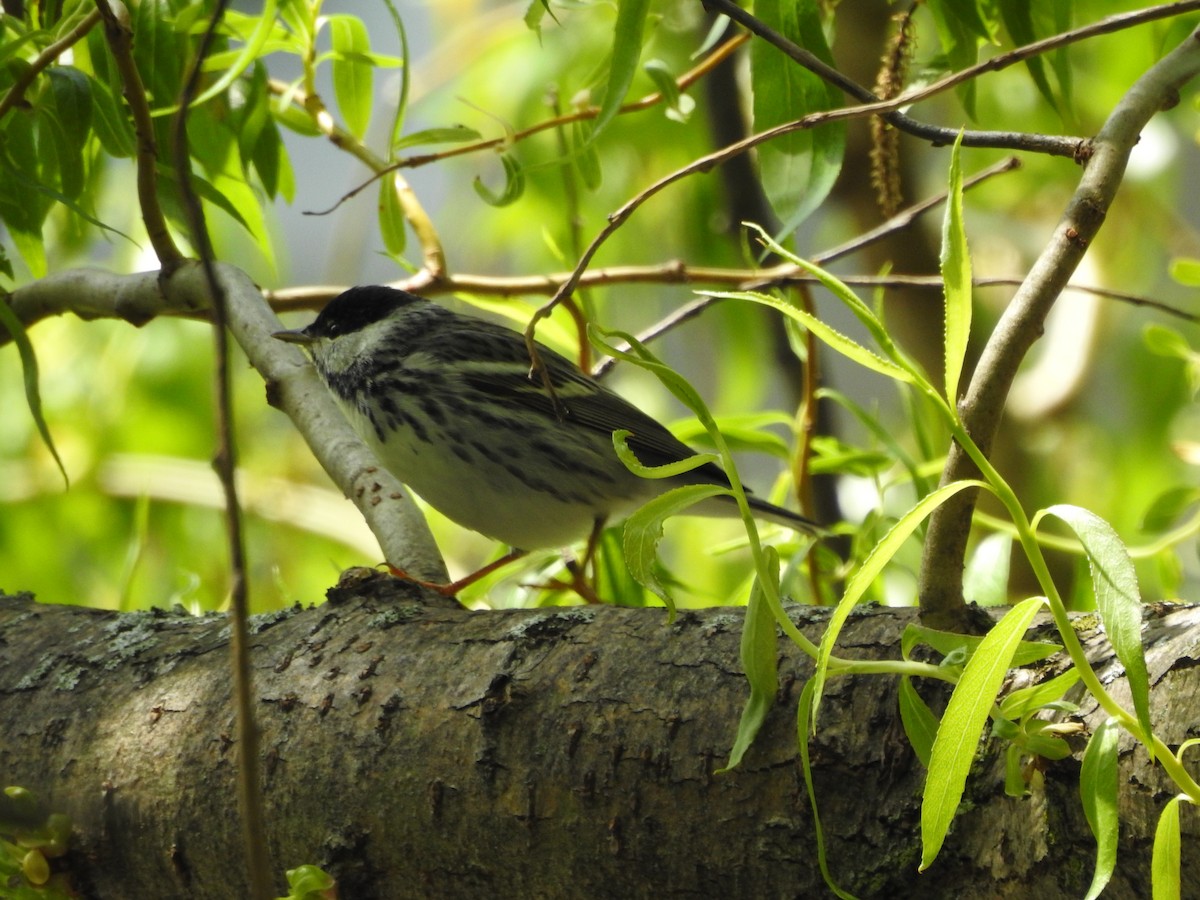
{"left": 0, "top": 0, "right": 1198, "bottom": 613}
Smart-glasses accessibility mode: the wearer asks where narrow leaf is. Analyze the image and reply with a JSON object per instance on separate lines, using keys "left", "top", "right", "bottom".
{"left": 0, "top": 297, "right": 68, "bottom": 487}
{"left": 902, "top": 622, "right": 1061, "bottom": 668}
{"left": 962, "top": 531, "right": 1011, "bottom": 606}
{"left": 612, "top": 430, "right": 719, "bottom": 479}
{"left": 623, "top": 483, "right": 731, "bottom": 617}
{"left": 1151, "top": 796, "right": 1184, "bottom": 900}
{"left": 152, "top": 0, "right": 278, "bottom": 117}
{"left": 709, "top": 290, "right": 915, "bottom": 384}
{"left": 724, "top": 550, "right": 781, "bottom": 771}
{"left": 797, "top": 679, "right": 860, "bottom": 900}
{"left": 473, "top": 153, "right": 525, "bottom": 207}
{"left": 997, "top": 668, "right": 1080, "bottom": 719}
{"left": 941, "top": 131, "right": 971, "bottom": 408}
{"left": 898, "top": 677, "right": 939, "bottom": 767}
{"left": 592, "top": 0, "right": 651, "bottom": 139}
{"left": 921, "top": 596, "right": 1046, "bottom": 870}
{"left": 813, "top": 480, "right": 989, "bottom": 727}
{"left": 391, "top": 125, "right": 482, "bottom": 153}
{"left": 328, "top": 14, "right": 373, "bottom": 140}
{"left": 1040, "top": 505, "right": 1153, "bottom": 756}
{"left": 750, "top": 0, "right": 844, "bottom": 229}
{"left": 378, "top": 173, "right": 407, "bottom": 256}
{"left": 1080, "top": 717, "right": 1120, "bottom": 900}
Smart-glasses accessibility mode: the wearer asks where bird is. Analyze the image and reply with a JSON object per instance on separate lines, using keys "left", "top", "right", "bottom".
{"left": 273, "top": 285, "right": 819, "bottom": 588}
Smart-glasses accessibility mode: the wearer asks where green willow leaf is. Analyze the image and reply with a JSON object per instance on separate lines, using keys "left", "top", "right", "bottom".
{"left": 921, "top": 596, "right": 1046, "bottom": 870}
{"left": 750, "top": 0, "right": 844, "bottom": 230}
{"left": 592, "top": 0, "right": 650, "bottom": 139}
{"left": 1080, "top": 717, "right": 1119, "bottom": 900}
{"left": 328, "top": 14, "right": 372, "bottom": 140}
{"left": 812, "top": 480, "right": 989, "bottom": 727}
{"left": 612, "top": 430, "right": 719, "bottom": 479}
{"left": 0, "top": 297, "right": 68, "bottom": 487}
{"left": 723, "top": 549, "right": 781, "bottom": 771}
{"left": 1039, "top": 505, "right": 1153, "bottom": 756}
{"left": 391, "top": 125, "right": 482, "bottom": 153}
{"left": 152, "top": 0, "right": 279, "bottom": 117}
{"left": 898, "top": 677, "right": 939, "bottom": 768}
{"left": 997, "top": 668, "right": 1080, "bottom": 719}
{"left": 709, "top": 290, "right": 915, "bottom": 384}
{"left": 941, "top": 131, "right": 970, "bottom": 410}
{"left": 1151, "top": 796, "right": 1184, "bottom": 900}
{"left": 622, "top": 483, "right": 731, "bottom": 617}
{"left": 378, "top": 173, "right": 407, "bottom": 256}
{"left": 473, "top": 153, "right": 525, "bottom": 207}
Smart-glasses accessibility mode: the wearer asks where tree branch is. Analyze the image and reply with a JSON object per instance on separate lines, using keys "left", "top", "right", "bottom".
{"left": 918, "top": 24, "right": 1200, "bottom": 621}
{"left": 2, "top": 266, "right": 449, "bottom": 582}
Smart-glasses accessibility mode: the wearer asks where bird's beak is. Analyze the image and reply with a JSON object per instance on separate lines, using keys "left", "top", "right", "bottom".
{"left": 272, "top": 328, "right": 314, "bottom": 345}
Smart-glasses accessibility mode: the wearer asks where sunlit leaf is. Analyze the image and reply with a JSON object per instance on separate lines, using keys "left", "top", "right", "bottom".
{"left": 612, "top": 430, "right": 719, "bottom": 479}
{"left": 0, "top": 297, "right": 68, "bottom": 487}
{"left": 901, "top": 622, "right": 1060, "bottom": 669}
{"left": 962, "top": 531, "right": 1011, "bottom": 606}
{"left": 378, "top": 173, "right": 407, "bottom": 256}
{"left": 709, "top": 290, "right": 915, "bottom": 384}
{"left": 997, "top": 668, "right": 1080, "bottom": 719}
{"left": 328, "top": 14, "right": 373, "bottom": 140}
{"left": 941, "top": 131, "right": 971, "bottom": 410}
{"left": 1152, "top": 796, "right": 1184, "bottom": 900}
{"left": 813, "top": 480, "right": 989, "bottom": 727}
{"left": 921, "top": 596, "right": 1045, "bottom": 870}
{"left": 592, "top": 0, "right": 650, "bottom": 139}
{"left": 1039, "top": 505, "right": 1152, "bottom": 756}
{"left": 750, "top": 0, "right": 844, "bottom": 230}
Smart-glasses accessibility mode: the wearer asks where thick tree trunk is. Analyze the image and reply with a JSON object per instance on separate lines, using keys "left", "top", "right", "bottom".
{"left": 1, "top": 574, "right": 1196, "bottom": 899}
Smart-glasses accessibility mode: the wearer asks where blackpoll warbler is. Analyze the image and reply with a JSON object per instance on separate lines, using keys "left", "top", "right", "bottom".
{"left": 273, "top": 285, "right": 818, "bottom": 556}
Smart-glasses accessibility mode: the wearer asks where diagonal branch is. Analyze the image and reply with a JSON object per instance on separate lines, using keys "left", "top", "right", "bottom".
{"left": 917, "top": 25, "right": 1200, "bottom": 621}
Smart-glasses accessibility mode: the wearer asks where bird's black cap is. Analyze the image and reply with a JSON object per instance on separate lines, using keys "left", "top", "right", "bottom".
{"left": 273, "top": 285, "right": 425, "bottom": 343}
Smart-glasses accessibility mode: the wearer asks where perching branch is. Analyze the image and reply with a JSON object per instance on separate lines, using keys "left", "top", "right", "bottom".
{"left": 918, "top": 24, "right": 1200, "bottom": 621}
{"left": 2, "top": 266, "right": 450, "bottom": 582}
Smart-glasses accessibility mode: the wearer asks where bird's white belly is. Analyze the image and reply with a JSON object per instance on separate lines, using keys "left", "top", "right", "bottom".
{"left": 353, "top": 411, "right": 619, "bottom": 549}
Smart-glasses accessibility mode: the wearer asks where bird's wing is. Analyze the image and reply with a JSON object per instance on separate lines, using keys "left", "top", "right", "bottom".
{"left": 440, "top": 320, "right": 735, "bottom": 488}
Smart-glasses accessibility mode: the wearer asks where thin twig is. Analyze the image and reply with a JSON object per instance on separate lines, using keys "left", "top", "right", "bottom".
{"left": 285, "top": 82, "right": 446, "bottom": 281}
{"left": 279, "top": 32, "right": 753, "bottom": 220}
{"left": 706, "top": 0, "right": 1200, "bottom": 156}
{"left": 0, "top": 8, "right": 102, "bottom": 123}
{"left": 93, "top": 0, "right": 182, "bottom": 266}
{"left": 169, "top": 3, "right": 274, "bottom": 898}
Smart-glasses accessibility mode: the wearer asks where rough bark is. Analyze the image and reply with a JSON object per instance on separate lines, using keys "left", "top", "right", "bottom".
{"left": 1, "top": 574, "right": 1197, "bottom": 899}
